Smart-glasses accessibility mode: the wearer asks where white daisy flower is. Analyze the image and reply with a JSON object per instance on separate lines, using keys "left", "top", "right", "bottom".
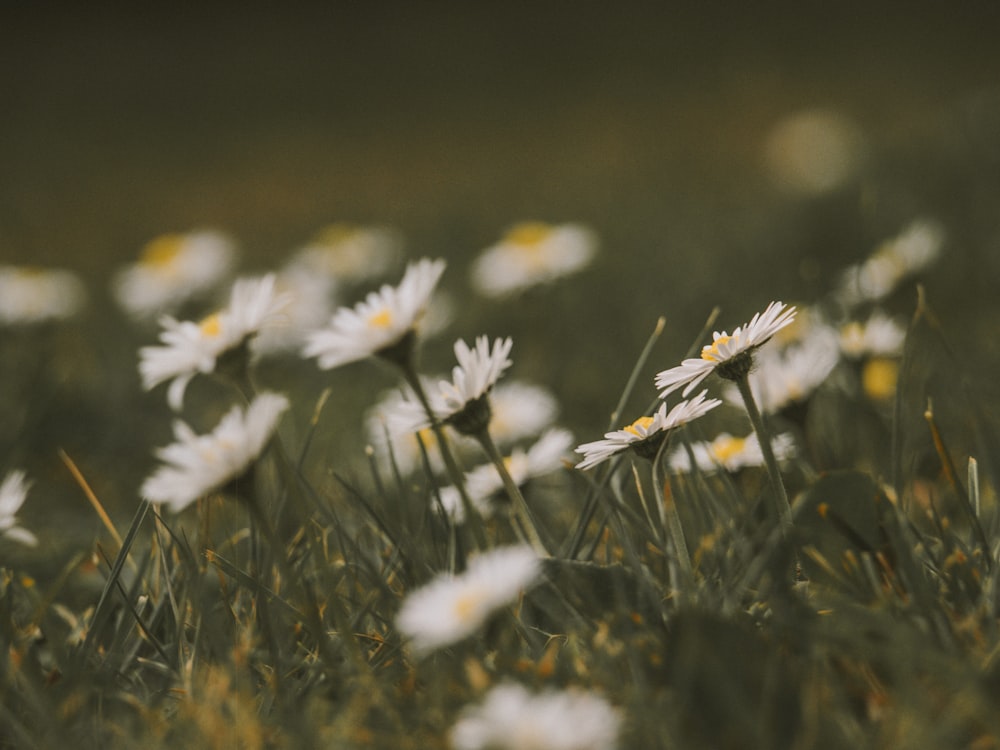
{"left": 488, "top": 381, "right": 560, "bottom": 447}
{"left": 141, "top": 392, "right": 289, "bottom": 513}
{"left": 0, "top": 266, "right": 85, "bottom": 326}
{"left": 0, "top": 470, "right": 38, "bottom": 547}
{"left": 252, "top": 268, "right": 337, "bottom": 356}
{"left": 450, "top": 682, "right": 621, "bottom": 750}
{"left": 669, "top": 431, "right": 796, "bottom": 474}
{"left": 139, "top": 274, "right": 290, "bottom": 410}
{"left": 288, "top": 223, "right": 402, "bottom": 284}
{"left": 112, "top": 230, "right": 236, "bottom": 320}
{"left": 836, "top": 220, "right": 944, "bottom": 307}
{"left": 655, "top": 302, "right": 797, "bottom": 398}
{"left": 303, "top": 257, "right": 446, "bottom": 370}
{"left": 725, "top": 324, "right": 840, "bottom": 415}
{"left": 839, "top": 310, "right": 906, "bottom": 359}
{"left": 575, "top": 390, "right": 721, "bottom": 471}
{"left": 470, "top": 222, "right": 598, "bottom": 297}
{"left": 439, "top": 428, "right": 573, "bottom": 522}
{"left": 396, "top": 544, "right": 541, "bottom": 654}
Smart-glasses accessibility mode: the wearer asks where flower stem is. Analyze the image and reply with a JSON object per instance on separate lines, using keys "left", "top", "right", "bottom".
{"left": 475, "top": 427, "right": 549, "bottom": 557}
{"left": 734, "top": 374, "right": 792, "bottom": 532}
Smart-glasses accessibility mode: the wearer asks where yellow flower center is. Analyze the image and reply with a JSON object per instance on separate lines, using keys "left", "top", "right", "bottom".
{"left": 368, "top": 308, "right": 393, "bottom": 329}
{"left": 711, "top": 436, "right": 746, "bottom": 464}
{"left": 13, "top": 267, "right": 44, "bottom": 278}
{"left": 453, "top": 591, "right": 481, "bottom": 623}
{"left": 505, "top": 222, "right": 552, "bottom": 247}
{"left": 314, "top": 223, "right": 359, "bottom": 247}
{"left": 140, "top": 234, "right": 185, "bottom": 268}
{"left": 624, "top": 416, "right": 655, "bottom": 437}
{"left": 701, "top": 333, "right": 736, "bottom": 362}
{"left": 862, "top": 357, "right": 898, "bottom": 400}
{"left": 199, "top": 312, "right": 223, "bottom": 337}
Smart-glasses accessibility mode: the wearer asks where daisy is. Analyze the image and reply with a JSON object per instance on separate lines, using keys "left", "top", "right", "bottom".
{"left": 575, "top": 390, "right": 721, "bottom": 471}
{"left": 655, "top": 302, "right": 797, "bottom": 398}
{"left": 470, "top": 222, "right": 598, "bottom": 297}
{"left": 288, "top": 223, "right": 402, "bottom": 284}
{"left": 669, "top": 431, "right": 796, "bottom": 474}
{"left": 488, "top": 381, "right": 560, "bottom": 447}
{"left": 139, "top": 274, "right": 290, "bottom": 410}
{"left": 839, "top": 310, "right": 906, "bottom": 359}
{"left": 141, "top": 392, "right": 289, "bottom": 513}
{"left": 0, "top": 266, "right": 85, "bottom": 326}
{"left": 302, "top": 257, "right": 446, "bottom": 370}
{"left": 439, "top": 429, "right": 573, "bottom": 522}
{"left": 251, "top": 268, "right": 337, "bottom": 357}
{"left": 450, "top": 682, "right": 621, "bottom": 750}
{"left": 112, "top": 230, "right": 236, "bottom": 320}
{"left": 0, "top": 470, "right": 38, "bottom": 547}
{"left": 395, "top": 544, "right": 541, "bottom": 654}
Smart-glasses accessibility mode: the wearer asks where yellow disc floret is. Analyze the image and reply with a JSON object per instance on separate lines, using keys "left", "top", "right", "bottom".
{"left": 624, "top": 416, "right": 655, "bottom": 437}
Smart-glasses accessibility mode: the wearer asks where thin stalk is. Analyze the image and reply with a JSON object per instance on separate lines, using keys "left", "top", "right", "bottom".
{"left": 475, "top": 427, "right": 549, "bottom": 556}
{"left": 652, "top": 440, "right": 693, "bottom": 592}
{"left": 733, "top": 373, "right": 792, "bottom": 532}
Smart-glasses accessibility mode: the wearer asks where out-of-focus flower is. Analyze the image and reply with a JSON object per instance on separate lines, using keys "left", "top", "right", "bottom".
{"left": 656, "top": 302, "right": 797, "bottom": 398}
{"left": 0, "top": 470, "right": 38, "bottom": 547}
{"left": 288, "top": 223, "right": 402, "bottom": 284}
{"left": 252, "top": 268, "right": 337, "bottom": 356}
{"left": 839, "top": 311, "right": 906, "bottom": 359}
{"left": 439, "top": 428, "right": 572, "bottom": 522}
{"left": 141, "top": 392, "right": 289, "bottom": 513}
{"left": 450, "top": 682, "right": 621, "bottom": 750}
{"left": 0, "top": 266, "right": 85, "bottom": 326}
{"left": 303, "top": 258, "right": 445, "bottom": 370}
{"left": 726, "top": 324, "right": 840, "bottom": 415}
{"left": 575, "top": 391, "right": 721, "bottom": 471}
{"left": 764, "top": 109, "right": 865, "bottom": 195}
{"left": 669, "top": 431, "right": 796, "bottom": 474}
{"left": 112, "top": 230, "right": 236, "bottom": 320}
{"left": 139, "top": 275, "right": 290, "bottom": 410}
{"left": 396, "top": 545, "right": 541, "bottom": 654}
{"left": 470, "top": 222, "right": 597, "bottom": 297}
{"left": 861, "top": 357, "right": 900, "bottom": 401}
{"left": 836, "top": 220, "right": 945, "bottom": 307}
{"left": 488, "top": 381, "right": 560, "bottom": 447}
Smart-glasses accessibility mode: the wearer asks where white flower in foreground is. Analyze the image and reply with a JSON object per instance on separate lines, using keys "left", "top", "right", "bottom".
{"left": 726, "top": 324, "right": 840, "bottom": 415}
{"left": 439, "top": 429, "right": 573, "bottom": 522}
{"left": 488, "top": 381, "right": 560, "bottom": 447}
{"left": 575, "top": 391, "right": 721, "bottom": 471}
{"left": 303, "top": 257, "right": 446, "bottom": 370}
{"left": 836, "top": 220, "right": 944, "bottom": 307}
{"left": 141, "top": 392, "right": 289, "bottom": 513}
{"left": 470, "top": 222, "right": 598, "bottom": 297}
{"left": 0, "top": 266, "right": 85, "bottom": 326}
{"left": 139, "top": 274, "right": 290, "bottom": 410}
{"left": 655, "top": 302, "right": 797, "bottom": 398}
{"left": 112, "top": 230, "right": 236, "bottom": 320}
{"left": 839, "top": 310, "right": 906, "bottom": 359}
{"left": 0, "top": 470, "right": 38, "bottom": 547}
{"left": 451, "top": 682, "right": 621, "bottom": 750}
{"left": 288, "top": 223, "right": 402, "bottom": 284}
{"left": 396, "top": 545, "right": 541, "bottom": 654}
{"left": 669, "top": 431, "right": 796, "bottom": 474}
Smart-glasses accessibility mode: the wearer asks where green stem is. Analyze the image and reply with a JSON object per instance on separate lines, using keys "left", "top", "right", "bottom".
{"left": 475, "top": 428, "right": 549, "bottom": 557}
{"left": 651, "top": 444, "right": 693, "bottom": 592}
{"left": 734, "top": 374, "right": 792, "bottom": 532}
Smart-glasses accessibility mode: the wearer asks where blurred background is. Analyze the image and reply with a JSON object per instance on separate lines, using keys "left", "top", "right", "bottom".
{"left": 3, "top": 3, "right": 1000, "bottom": 554}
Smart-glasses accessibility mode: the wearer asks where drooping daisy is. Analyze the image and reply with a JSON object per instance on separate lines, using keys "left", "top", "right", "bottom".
{"left": 839, "top": 310, "right": 906, "bottom": 359}
{"left": 0, "top": 266, "right": 86, "bottom": 326}
{"left": 395, "top": 544, "right": 541, "bottom": 654}
{"left": 396, "top": 336, "right": 514, "bottom": 437}
{"left": 835, "top": 220, "right": 944, "bottom": 307}
{"left": 725, "top": 325, "right": 840, "bottom": 415}
{"left": 439, "top": 429, "right": 573, "bottom": 522}
{"left": 112, "top": 230, "right": 237, "bottom": 320}
{"left": 470, "top": 222, "right": 598, "bottom": 297}
{"left": 0, "top": 470, "right": 38, "bottom": 547}
{"left": 303, "top": 257, "right": 446, "bottom": 370}
{"left": 655, "top": 302, "right": 797, "bottom": 399}
{"left": 575, "top": 391, "right": 721, "bottom": 471}
{"left": 450, "top": 682, "right": 621, "bottom": 750}
{"left": 669, "top": 431, "right": 796, "bottom": 474}
{"left": 141, "top": 392, "right": 289, "bottom": 513}
{"left": 139, "top": 274, "right": 290, "bottom": 410}
{"left": 488, "top": 381, "right": 560, "bottom": 447}
{"left": 288, "top": 223, "right": 402, "bottom": 285}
